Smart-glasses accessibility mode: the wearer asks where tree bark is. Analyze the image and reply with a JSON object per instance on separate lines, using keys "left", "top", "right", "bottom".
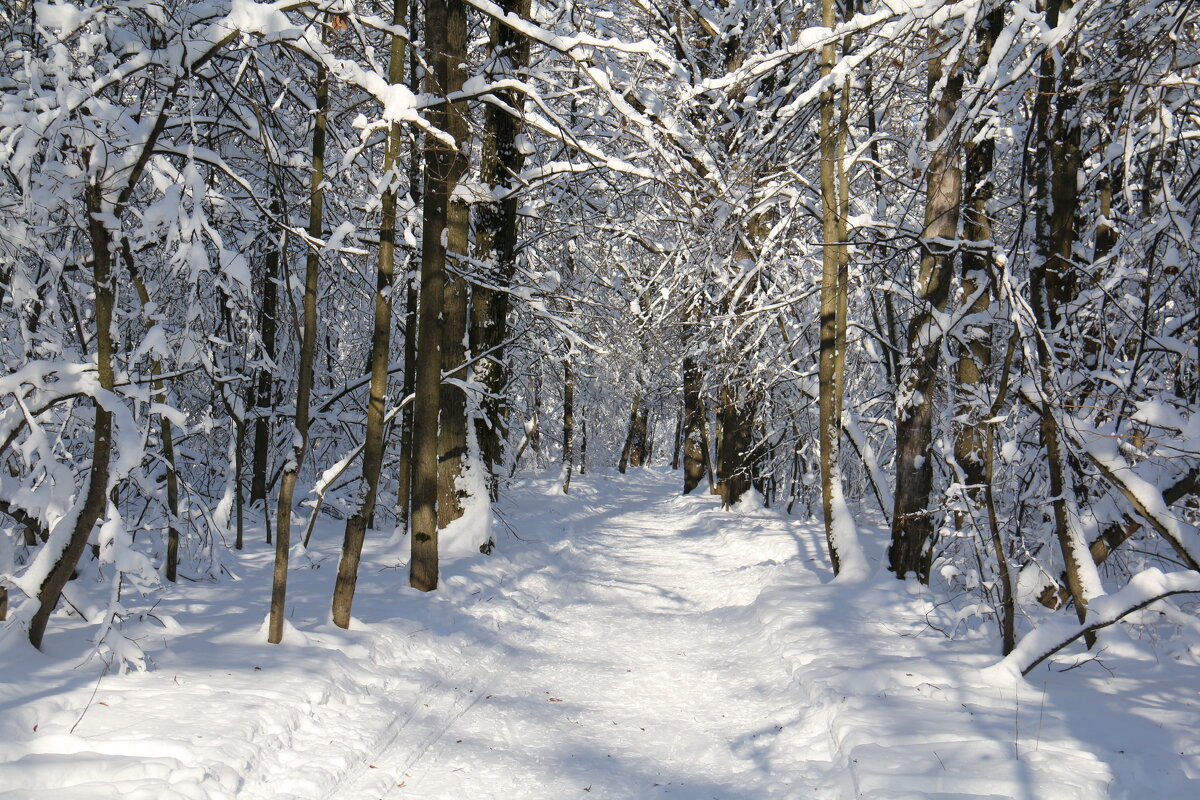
{"left": 30, "top": 181, "right": 114, "bottom": 650}
{"left": 471, "top": 0, "right": 532, "bottom": 496}
{"left": 681, "top": 356, "right": 707, "bottom": 494}
{"left": 1029, "top": 0, "right": 1097, "bottom": 627}
{"left": 817, "top": 0, "right": 855, "bottom": 573}
{"left": 888, "top": 31, "right": 962, "bottom": 582}
{"left": 670, "top": 404, "right": 682, "bottom": 471}
{"left": 122, "top": 245, "right": 183, "bottom": 575}
{"left": 251, "top": 213, "right": 281, "bottom": 543}
{"left": 269, "top": 50, "right": 327, "bottom": 643}
{"left": 953, "top": 8, "right": 1001, "bottom": 512}
{"left": 412, "top": 0, "right": 469, "bottom": 591}
{"left": 562, "top": 358, "right": 574, "bottom": 494}
{"left": 435, "top": 0, "right": 472, "bottom": 531}
{"left": 580, "top": 418, "right": 587, "bottom": 475}
{"left": 717, "top": 389, "right": 756, "bottom": 509}
{"left": 396, "top": 3, "right": 422, "bottom": 534}
{"left": 332, "top": 0, "right": 407, "bottom": 628}
{"left": 618, "top": 390, "right": 642, "bottom": 474}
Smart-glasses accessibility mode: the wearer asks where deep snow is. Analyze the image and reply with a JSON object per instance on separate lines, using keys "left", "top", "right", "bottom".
{"left": 1, "top": 468, "right": 1198, "bottom": 798}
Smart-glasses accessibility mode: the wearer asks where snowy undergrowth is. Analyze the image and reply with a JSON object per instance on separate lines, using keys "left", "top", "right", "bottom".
{"left": 1, "top": 468, "right": 1198, "bottom": 798}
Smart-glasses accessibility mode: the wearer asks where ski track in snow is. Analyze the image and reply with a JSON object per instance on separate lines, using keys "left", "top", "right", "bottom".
{"left": 2, "top": 467, "right": 1199, "bottom": 798}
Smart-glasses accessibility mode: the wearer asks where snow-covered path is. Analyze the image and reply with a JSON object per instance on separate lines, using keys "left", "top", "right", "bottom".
{"left": 339, "top": 475, "right": 827, "bottom": 799}
{"left": 2, "top": 468, "right": 1199, "bottom": 798}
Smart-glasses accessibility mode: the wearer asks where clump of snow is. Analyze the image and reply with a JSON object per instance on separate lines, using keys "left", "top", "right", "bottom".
{"left": 438, "top": 452, "right": 492, "bottom": 559}
{"left": 733, "top": 487, "right": 765, "bottom": 513}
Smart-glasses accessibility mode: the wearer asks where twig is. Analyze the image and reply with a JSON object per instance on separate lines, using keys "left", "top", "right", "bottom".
{"left": 70, "top": 660, "right": 111, "bottom": 734}
{"left": 1013, "top": 681, "right": 1019, "bottom": 761}
{"left": 1035, "top": 682, "right": 1046, "bottom": 752}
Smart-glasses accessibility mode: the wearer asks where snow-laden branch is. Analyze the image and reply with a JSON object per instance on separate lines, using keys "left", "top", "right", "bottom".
{"left": 984, "top": 568, "right": 1200, "bottom": 678}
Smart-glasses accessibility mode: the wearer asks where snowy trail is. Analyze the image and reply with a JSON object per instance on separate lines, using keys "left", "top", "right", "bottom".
{"left": 338, "top": 474, "right": 832, "bottom": 799}
{"left": 3, "top": 468, "right": 1199, "bottom": 798}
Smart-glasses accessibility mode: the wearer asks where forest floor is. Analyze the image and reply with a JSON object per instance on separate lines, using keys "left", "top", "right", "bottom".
{"left": 1, "top": 468, "right": 1199, "bottom": 798}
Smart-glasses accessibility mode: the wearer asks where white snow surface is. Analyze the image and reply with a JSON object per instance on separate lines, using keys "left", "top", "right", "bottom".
{"left": 2, "top": 468, "right": 1199, "bottom": 798}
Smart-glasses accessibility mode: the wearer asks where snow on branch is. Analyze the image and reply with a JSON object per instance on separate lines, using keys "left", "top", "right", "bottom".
{"left": 984, "top": 568, "right": 1200, "bottom": 679}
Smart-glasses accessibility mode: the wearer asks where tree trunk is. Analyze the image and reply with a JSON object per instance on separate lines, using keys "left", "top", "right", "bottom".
{"left": 681, "top": 356, "right": 706, "bottom": 494}
{"left": 233, "top": 418, "right": 245, "bottom": 550}
{"left": 471, "top": 0, "right": 532, "bottom": 496}
{"left": 437, "top": 244, "right": 469, "bottom": 529}
{"left": 630, "top": 406, "right": 649, "bottom": 468}
{"left": 123, "top": 247, "right": 183, "bottom": 575}
{"left": 397, "top": 275, "right": 418, "bottom": 532}
{"left": 30, "top": 181, "right": 115, "bottom": 650}
{"left": 435, "top": 0, "right": 472, "bottom": 531}
{"left": 670, "top": 404, "right": 682, "bottom": 471}
{"left": 717, "top": 388, "right": 757, "bottom": 508}
{"left": 1029, "top": 0, "right": 1097, "bottom": 626}
{"left": 251, "top": 218, "right": 280, "bottom": 543}
{"left": 618, "top": 390, "right": 641, "bottom": 474}
{"left": 580, "top": 418, "right": 587, "bottom": 475}
{"left": 396, "top": 11, "right": 422, "bottom": 534}
{"left": 953, "top": 9, "right": 1001, "bottom": 514}
{"left": 817, "top": 0, "right": 855, "bottom": 573}
{"left": 562, "top": 359, "right": 574, "bottom": 494}
{"left": 332, "top": 0, "right": 407, "bottom": 628}
{"left": 269, "top": 52, "right": 327, "bottom": 643}
{"left": 888, "top": 31, "right": 962, "bottom": 582}
{"left": 412, "top": 0, "right": 469, "bottom": 591}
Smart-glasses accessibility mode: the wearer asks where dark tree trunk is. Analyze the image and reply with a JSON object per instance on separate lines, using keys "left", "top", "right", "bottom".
{"left": 396, "top": 9, "right": 422, "bottom": 534}
{"left": 682, "top": 357, "right": 707, "bottom": 494}
{"left": 618, "top": 391, "right": 643, "bottom": 473}
{"left": 269, "top": 52, "right": 327, "bottom": 643}
{"left": 1029, "top": 0, "right": 1096, "bottom": 627}
{"left": 471, "top": 0, "right": 532, "bottom": 496}
{"left": 437, "top": 242, "right": 469, "bottom": 529}
{"left": 333, "top": 0, "right": 408, "bottom": 627}
{"left": 717, "top": 391, "right": 756, "bottom": 508}
{"left": 953, "top": 8, "right": 1001, "bottom": 506}
{"left": 580, "top": 418, "right": 588, "bottom": 475}
{"left": 251, "top": 217, "right": 280, "bottom": 542}
{"left": 562, "top": 359, "right": 575, "bottom": 493}
{"left": 670, "top": 405, "right": 682, "bottom": 471}
{"left": 30, "top": 181, "right": 114, "bottom": 650}
{"left": 412, "top": 0, "right": 469, "bottom": 591}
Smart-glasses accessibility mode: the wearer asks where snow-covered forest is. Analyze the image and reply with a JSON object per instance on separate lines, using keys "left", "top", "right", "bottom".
{"left": 1, "top": 0, "right": 1199, "bottom": 796}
